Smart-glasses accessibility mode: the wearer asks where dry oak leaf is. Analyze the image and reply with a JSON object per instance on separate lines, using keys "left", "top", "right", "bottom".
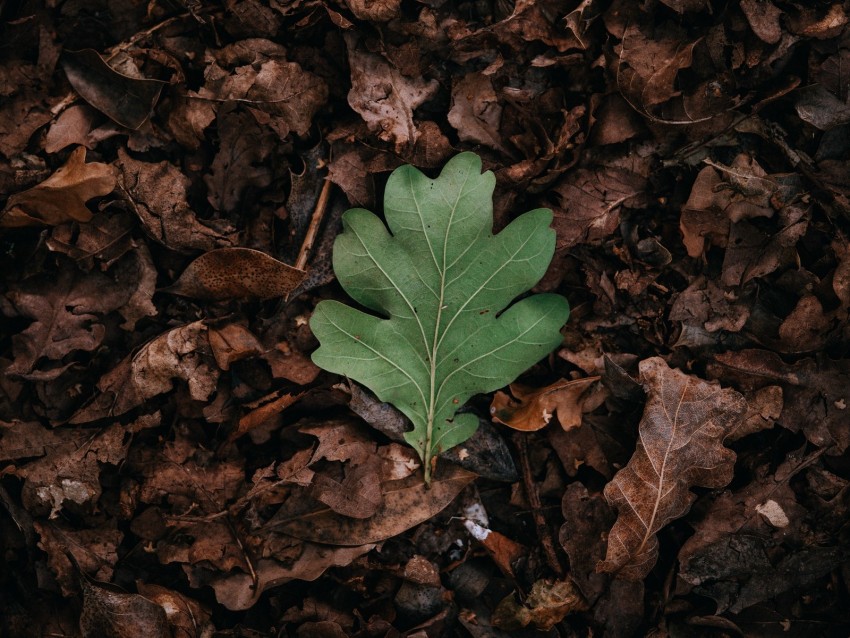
{"left": 597, "top": 357, "right": 746, "bottom": 580}
{"left": 345, "top": 34, "right": 439, "bottom": 152}
{"left": 3, "top": 267, "right": 132, "bottom": 380}
{"left": 116, "top": 149, "right": 237, "bottom": 252}
{"left": 447, "top": 72, "right": 506, "bottom": 152}
{"left": 490, "top": 377, "right": 600, "bottom": 431}
{"left": 164, "top": 248, "right": 306, "bottom": 300}
{"left": 69, "top": 321, "right": 217, "bottom": 423}
{"left": 1, "top": 147, "right": 115, "bottom": 228}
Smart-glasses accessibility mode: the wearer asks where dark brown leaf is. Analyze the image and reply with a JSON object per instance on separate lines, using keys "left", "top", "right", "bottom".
{"left": 61, "top": 49, "right": 166, "bottom": 130}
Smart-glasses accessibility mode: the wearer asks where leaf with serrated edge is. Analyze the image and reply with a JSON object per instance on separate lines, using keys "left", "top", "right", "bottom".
{"left": 597, "top": 357, "right": 746, "bottom": 579}
{"left": 311, "top": 153, "right": 569, "bottom": 482}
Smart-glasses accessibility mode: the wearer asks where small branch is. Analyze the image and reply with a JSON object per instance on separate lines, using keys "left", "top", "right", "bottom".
{"left": 514, "top": 433, "right": 564, "bottom": 577}
{"left": 294, "top": 176, "right": 332, "bottom": 272}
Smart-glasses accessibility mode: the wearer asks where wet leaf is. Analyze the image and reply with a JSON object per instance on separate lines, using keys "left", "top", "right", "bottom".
{"left": 311, "top": 153, "right": 569, "bottom": 481}
{"left": 490, "top": 376, "right": 599, "bottom": 432}
{"left": 61, "top": 49, "right": 166, "bottom": 130}
{"left": 597, "top": 357, "right": 746, "bottom": 579}
{"left": 1, "top": 147, "right": 115, "bottom": 227}
{"left": 164, "top": 248, "right": 306, "bottom": 300}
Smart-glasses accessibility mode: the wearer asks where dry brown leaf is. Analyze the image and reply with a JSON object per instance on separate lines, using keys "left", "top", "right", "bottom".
{"left": 345, "top": 34, "right": 439, "bottom": 152}
{"left": 135, "top": 584, "right": 214, "bottom": 638}
{"left": 208, "top": 323, "right": 263, "bottom": 370}
{"left": 42, "top": 104, "right": 97, "bottom": 153}
{"left": 344, "top": 0, "right": 400, "bottom": 21}
{"left": 1, "top": 147, "right": 115, "bottom": 227}
{"left": 232, "top": 390, "right": 305, "bottom": 442}
{"left": 69, "top": 321, "right": 217, "bottom": 423}
{"left": 552, "top": 165, "right": 646, "bottom": 249}
{"left": 597, "top": 357, "right": 746, "bottom": 579}
{"left": 490, "top": 377, "right": 600, "bottom": 432}
{"left": 116, "top": 149, "right": 237, "bottom": 252}
{"left": 77, "top": 575, "right": 168, "bottom": 638}
{"left": 3, "top": 267, "right": 133, "bottom": 380}
{"left": 492, "top": 579, "right": 587, "bottom": 631}
{"left": 270, "top": 463, "right": 475, "bottom": 545}
{"left": 164, "top": 248, "right": 306, "bottom": 300}
{"left": 447, "top": 72, "right": 506, "bottom": 152}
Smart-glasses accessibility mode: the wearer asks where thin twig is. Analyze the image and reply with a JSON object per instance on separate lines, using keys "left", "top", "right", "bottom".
{"left": 295, "top": 176, "right": 332, "bottom": 272}
{"left": 514, "top": 433, "right": 564, "bottom": 577}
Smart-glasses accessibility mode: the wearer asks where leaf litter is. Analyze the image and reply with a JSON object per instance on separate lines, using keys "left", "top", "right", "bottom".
{"left": 2, "top": 1, "right": 850, "bottom": 636}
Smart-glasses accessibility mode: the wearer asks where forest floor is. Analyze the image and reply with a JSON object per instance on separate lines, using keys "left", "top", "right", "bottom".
{"left": 1, "top": 0, "right": 850, "bottom": 636}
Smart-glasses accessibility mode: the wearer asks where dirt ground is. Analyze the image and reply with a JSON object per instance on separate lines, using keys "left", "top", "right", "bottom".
{"left": 1, "top": 0, "right": 850, "bottom": 636}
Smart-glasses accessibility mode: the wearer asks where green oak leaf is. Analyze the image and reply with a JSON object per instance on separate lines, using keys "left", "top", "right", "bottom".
{"left": 311, "top": 152, "right": 569, "bottom": 483}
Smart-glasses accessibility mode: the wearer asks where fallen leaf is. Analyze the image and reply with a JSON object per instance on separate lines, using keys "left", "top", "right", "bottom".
{"left": 135, "top": 584, "right": 214, "bottom": 638}
{"left": 345, "top": 34, "right": 439, "bottom": 152}
{"left": 35, "top": 520, "right": 122, "bottom": 596}
{"left": 69, "top": 321, "right": 218, "bottom": 423}
{"left": 204, "top": 110, "right": 274, "bottom": 214}
{"left": 3, "top": 267, "right": 133, "bottom": 380}
{"left": 164, "top": 248, "right": 306, "bottom": 300}
{"left": 552, "top": 165, "right": 647, "bottom": 249}
{"left": 116, "top": 148, "right": 238, "bottom": 252}
{"left": 1, "top": 147, "right": 115, "bottom": 227}
{"left": 490, "top": 377, "right": 600, "bottom": 432}
{"left": 344, "top": 0, "right": 400, "bottom": 21}
{"left": 268, "top": 463, "right": 475, "bottom": 545}
{"left": 740, "top": 0, "right": 783, "bottom": 44}
{"left": 42, "top": 104, "right": 97, "bottom": 153}
{"left": 491, "top": 579, "right": 586, "bottom": 631}
{"left": 45, "top": 210, "right": 135, "bottom": 270}
{"left": 447, "top": 72, "right": 506, "bottom": 151}
{"left": 208, "top": 322, "right": 263, "bottom": 370}
{"left": 61, "top": 49, "right": 166, "bottom": 130}
{"left": 597, "top": 357, "right": 746, "bottom": 579}
{"left": 78, "top": 574, "right": 169, "bottom": 638}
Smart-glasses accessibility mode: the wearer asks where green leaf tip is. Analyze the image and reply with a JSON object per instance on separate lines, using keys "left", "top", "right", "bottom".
{"left": 310, "top": 152, "right": 570, "bottom": 483}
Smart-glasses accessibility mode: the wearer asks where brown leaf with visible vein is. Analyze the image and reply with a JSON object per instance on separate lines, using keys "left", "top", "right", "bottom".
{"left": 597, "top": 357, "right": 746, "bottom": 579}
{"left": 1, "top": 147, "right": 115, "bottom": 228}
{"left": 490, "top": 377, "right": 600, "bottom": 432}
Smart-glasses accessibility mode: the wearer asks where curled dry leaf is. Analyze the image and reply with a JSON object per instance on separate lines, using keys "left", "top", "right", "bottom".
{"left": 164, "top": 248, "right": 306, "bottom": 300}
{"left": 1, "top": 147, "right": 115, "bottom": 228}
{"left": 490, "top": 377, "right": 600, "bottom": 432}
{"left": 492, "top": 579, "right": 587, "bottom": 632}
{"left": 69, "top": 321, "right": 217, "bottom": 423}
{"left": 597, "top": 357, "right": 746, "bottom": 579}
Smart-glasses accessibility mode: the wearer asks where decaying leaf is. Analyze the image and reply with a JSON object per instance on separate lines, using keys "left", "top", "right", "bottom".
{"left": 69, "top": 321, "right": 217, "bottom": 423}
{"left": 447, "top": 72, "right": 506, "bottom": 152}
{"left": 597, "top": 357, "right": 746, "bottom": 579}
{"left": 311, "top": 153, "right": 569, "bottom": 482}
{"left": 135, "top": 584, "right": 214, "bottom": 638}
{"left": 164, "top": 248, "right": 306, "bottom": 300}
{"left": 61, "top": 49, "right": 166, "bottom": 130}
{"left": 78, "top": 574, "right": 169, "bottom": 638}
{"left": 490, "top": 377, "right": 599, "bottom": 431}
{"left": 268, "top": 463, "right": 475, "bottom": 545}
{"left": 491, "top": 579, "right": 587, "bottom": 631}
{"left": 345, "top": 34, "right": 440, "bottom": 152}
{"left": 1, "top": 147, "right": 115, "bottom": 227}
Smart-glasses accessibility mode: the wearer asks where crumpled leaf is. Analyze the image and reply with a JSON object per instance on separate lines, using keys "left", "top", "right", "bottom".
{"left": 115, "top": 148, "right": 237, "bottom": 252}
{"left": 448, "top": 72, "right": 506, "bottom": 152}
{"left": 597, "top": 357, "right": 746, "bottom": 579}
{"left": 69, "top": 321, "right": 218, "bottom": 423}
{"left": 164, "top": 248, "right": 306, "bottom": 300}
{"left": 345, "top": 34, "right": 440, "bottom": 152}
{"left": 1, "top": 147, "right": 115, "bottom": 227}
{"left": 61, "top": 49, "right": 166, "bottom": 130}
{"left": 3, "top": 267, "right": 132, "bottom": 380}
{"left": 491, "top": 579, "right": 587, "bottom": 631}
{"left": 490, "top": 377, "right": 600, "bottom": 431}
{"left": 310, "top": 153, "right": 569, "bottom": 481}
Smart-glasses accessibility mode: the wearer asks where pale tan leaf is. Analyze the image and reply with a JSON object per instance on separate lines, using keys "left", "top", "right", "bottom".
{"left": 597, "top": 357, "right": 746, "bottom": 579}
